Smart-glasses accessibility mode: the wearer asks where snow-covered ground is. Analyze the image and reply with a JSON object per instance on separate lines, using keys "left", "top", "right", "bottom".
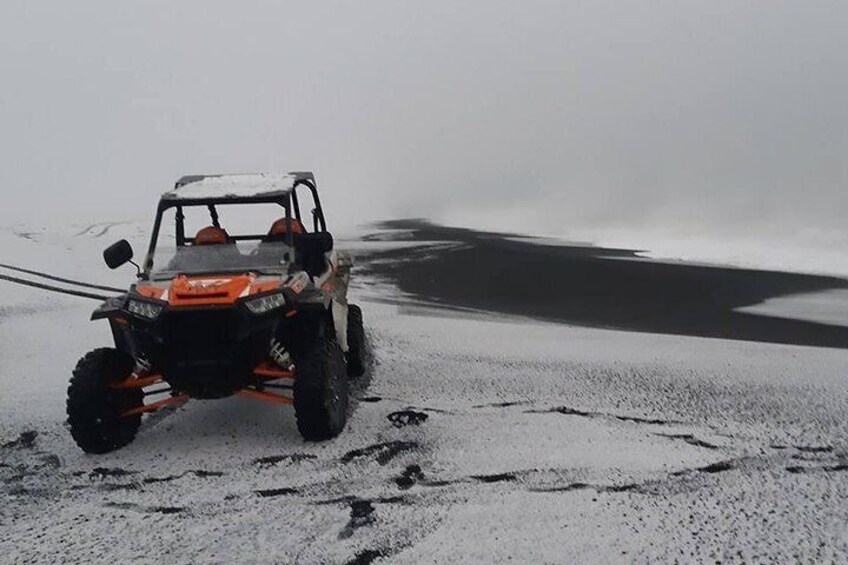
{"left": 2, "top": 222, "right": 848, "bottom": 563}
{"left": 736, "top": 289, "right": 848, "bottom": 327}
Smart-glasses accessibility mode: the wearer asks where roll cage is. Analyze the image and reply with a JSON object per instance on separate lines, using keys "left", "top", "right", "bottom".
{"left": 141, "top": 174, "right": 328, "bottom": 280}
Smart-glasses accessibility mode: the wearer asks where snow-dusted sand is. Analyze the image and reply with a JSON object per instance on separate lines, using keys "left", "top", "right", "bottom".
{"left": 2, "top": 221, "right": 848, "bottom": 563}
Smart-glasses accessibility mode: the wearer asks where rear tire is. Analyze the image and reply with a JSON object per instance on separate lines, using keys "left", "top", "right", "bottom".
{"left": 346, "top": 304, "right": 367, "bottom": 377}
{"left": 67, "top": 348, "right": 142, "bottom": 454}
{"left": 292, "top": 334, "right": 349, "bottom": 441}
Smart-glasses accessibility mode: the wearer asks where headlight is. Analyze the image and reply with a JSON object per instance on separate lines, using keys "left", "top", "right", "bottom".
{"left": 245, "top": 292, "right": 286, "bottom": 315}
{"left": 127, "top": 299, "right": 164, "bottom": 320}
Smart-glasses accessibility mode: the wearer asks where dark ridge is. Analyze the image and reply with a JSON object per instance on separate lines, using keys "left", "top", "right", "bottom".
{"left": 359, "top": 396, "right": 383, "bottom": 403}
{"left": 142, "top": 470, "right": 224, "bottom": 483}
{"left": 39, "top": 454, "right": 61, "bottom": 468}
{"left": 192, "top": 469, "right": 224, "bottom": 478}
{"left": 253, "top": 454, "right": 317, "bottom": 466}
{"left": 406, "top": 405, "right": 453, "bottom": 414}
{"left": 395, "top": 464, "right": 425, "bottom": 490}
{"left": 422, "top": 479, "right": 458, "bottom": 487}
{"left": 601, "top": 483, "right": 641, "bottom": 493}
{"left": 346, "top": 549, "right": 385, "bottom": 565}
{"left": 794, "top": 445, "right": 833, "bottom": 453}
{"left": 786, "top": 463, "right": 848, "bottom": 474}
{"left": 104, "top": 502, "right": 184, "bottom": 515}
{"left": 535, "top": 406, "right": 674, "bottom": 426}
{"left": 315, "top": 495, "right": 408, "bottom": 506}
{"left": 339, "top": 499, "right": 376, "bottom": 539}
{"left": 100, "top": 483, "right": 140, "bottom": 492}
{"left": 359, "top": 219, "right": 848, "bottom": 349}
{"left": 375, "top": 495, "right": 409, "bottom": 504}
{"left": 5, "top": 472, "right": 26, "bottom": 484}
{"left": 472, "top": 400, "right": 530, "bottom": 408}
{"left": 696, "top": 460, "right": 735, "bottom": 474}
{"left": 6, "top": 486, "right": 38, "bottom": 497}
{"left": 539, "top": 406, "right": 595, "bottom": 418}
{"left": 255, "top": 487, "right": 299, "bottom": 498}
{"left": 150, "top": 506, "right": 184, "bottom": 515}
{"left": 531, "top": 482, "right": 592, "bottom": 493}
{"left": 341, "top": 441, "right": 419, "bottom": 465}
{"left": 656, "top": 433, "right": 720, "bottom": 450}
{"left": 104, "top": 502, "right": 140, "bottom": 511}
{"left": 613, "top": 415, "right": 672, "bottom": 425}
{"left": 2, "top": 430, "right": 38, "bottom": 449}
{"left": 791, "top": 453, "right": 822, "bottom": 461}
{"left": 471, "top": 473, "right": 517, "bottom": 484}
{"left": 90, "top": 467, "right": 136, "bottom": 478}
{"left": 314, "top": 495, "right": 359, "bottom": 506}
{"left": 143, "top": 475, "right": 179, "bottom": 484}
{"left": 350, "top": 499, "right": 375, "bottom": 519}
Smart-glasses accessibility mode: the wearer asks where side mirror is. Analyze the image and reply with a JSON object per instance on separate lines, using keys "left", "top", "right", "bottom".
{"left": 103, "top": 239, "right": 134, "bottom": 269}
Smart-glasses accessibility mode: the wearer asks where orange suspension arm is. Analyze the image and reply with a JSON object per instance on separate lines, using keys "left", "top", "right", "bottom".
{"left": 235, "top": 389, "right": 293, "bottom": 405}
{"left": 122, "top": 394, "right": 189, "bottom": 417}
{"left": 110, "top": 373, "right": 164, "bottom": 389}
{"left": 253, "top": 361, "right": 295, "bottom": 380}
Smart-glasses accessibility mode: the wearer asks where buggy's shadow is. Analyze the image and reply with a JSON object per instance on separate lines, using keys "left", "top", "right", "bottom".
{"left": 347, "top": 333, "right": 378, "bottom": 414}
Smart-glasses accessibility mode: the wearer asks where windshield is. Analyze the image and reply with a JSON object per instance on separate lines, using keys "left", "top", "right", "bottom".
{"left": 150, "top": 240, "right": 291, "bottom": 279}
{"left": 145, "top": 201, "right": 296, "bottom": 279}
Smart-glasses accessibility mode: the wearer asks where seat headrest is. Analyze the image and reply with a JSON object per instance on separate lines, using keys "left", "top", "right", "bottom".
{"left": 194, "top": 226, "right": 229, "bottom": 245}
{"left": 268, "top": 217, "right": 305, "bottom": 236}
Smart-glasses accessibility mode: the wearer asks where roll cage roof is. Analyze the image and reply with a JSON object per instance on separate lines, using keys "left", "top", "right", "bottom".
{"left": 162, "top": 172, "right": 316, "bottom": 204}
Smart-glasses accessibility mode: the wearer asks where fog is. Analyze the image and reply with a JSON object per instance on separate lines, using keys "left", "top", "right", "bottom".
{"left": 1, "top": 1, "right": 846, "bottom": 254}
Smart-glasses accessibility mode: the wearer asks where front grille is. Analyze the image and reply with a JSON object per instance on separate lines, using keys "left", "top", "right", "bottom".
{"left": 163, "top": 309, "right": 237, "bottom": 363}
{"left": 161, "top": 309, "right": 240, "bottom": 397}
{"left": 157, "top": 308, "right": 274, "bottom": 398}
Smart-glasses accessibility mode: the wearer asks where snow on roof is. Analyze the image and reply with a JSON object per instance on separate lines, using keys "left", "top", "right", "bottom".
{"left": 162, "top": 173, "right": 306, "bottom": 200}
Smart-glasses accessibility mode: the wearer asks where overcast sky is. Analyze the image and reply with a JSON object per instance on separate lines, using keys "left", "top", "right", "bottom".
{"left": 1, "top": 1, "right": 846, "bottom": 246}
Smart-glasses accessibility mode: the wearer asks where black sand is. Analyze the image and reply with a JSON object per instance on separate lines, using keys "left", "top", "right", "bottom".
{"left": 358, "top": 220, "right": 848, "bottom": 349}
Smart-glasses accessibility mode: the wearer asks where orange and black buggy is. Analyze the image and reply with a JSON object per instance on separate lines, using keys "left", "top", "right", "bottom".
{"left": 67, "top": 173, "right": 366, "bottom": 453}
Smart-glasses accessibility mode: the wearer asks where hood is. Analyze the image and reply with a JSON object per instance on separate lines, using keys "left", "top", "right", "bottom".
{"left": 135, "top": 273, "right": 282, "bottom": 306}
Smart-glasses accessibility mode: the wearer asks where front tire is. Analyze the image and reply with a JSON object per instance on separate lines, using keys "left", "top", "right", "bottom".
{"left": 292, "top": 334, "right": 349, "bottom": 441}
{"left": 67, "top": 348, "right": 142, "bottom": 454}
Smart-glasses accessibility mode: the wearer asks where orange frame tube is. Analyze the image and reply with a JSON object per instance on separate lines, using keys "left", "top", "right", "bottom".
{"left": 110, "top": 373, "right": 164, "bottom": 389}
{"left": 235, "top": 389, "right": 293, "bottom": 405}
{"left": 253, "top": 361, "right": 295, "bottom": 380}
{"left": 122, "top": 394, "right": 189, "bottom": 417}
{"left": 116, "top": 360, "right": 296, "bottom": 417}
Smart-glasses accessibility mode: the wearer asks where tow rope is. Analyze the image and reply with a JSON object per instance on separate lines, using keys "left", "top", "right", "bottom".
{"left": 0, "top": 263, "right": 124, "bottom": 293}
{"left": 0, "top": 272, "right": 112, "bottom": 301}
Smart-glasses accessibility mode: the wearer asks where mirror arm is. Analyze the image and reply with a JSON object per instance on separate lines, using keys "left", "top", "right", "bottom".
{"left": 129, "top": 259, "right": 142, "bottom": 278}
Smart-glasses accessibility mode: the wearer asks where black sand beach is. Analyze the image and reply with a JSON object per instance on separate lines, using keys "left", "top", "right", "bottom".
{"left": 358, "top": 220, "right": 848, "bottom": 349}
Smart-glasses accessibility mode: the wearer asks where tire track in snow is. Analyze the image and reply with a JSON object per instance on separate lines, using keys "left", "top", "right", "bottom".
{"left": 74, "top": 222, "right": 125, "bottom": 238}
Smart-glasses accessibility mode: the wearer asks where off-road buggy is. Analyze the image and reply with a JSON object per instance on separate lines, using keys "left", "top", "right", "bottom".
{"left": 67, "top": 172, "right": 366, "bottom": 453}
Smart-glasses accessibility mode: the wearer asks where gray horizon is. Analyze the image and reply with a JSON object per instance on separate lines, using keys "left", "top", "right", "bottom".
{"left": 1, "top": 1, "right": 846, "bottom": 248}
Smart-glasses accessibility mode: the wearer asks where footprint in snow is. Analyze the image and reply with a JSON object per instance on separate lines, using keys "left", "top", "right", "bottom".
{"left": 387, "top": 410, "right": 429, "bottom": 428}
